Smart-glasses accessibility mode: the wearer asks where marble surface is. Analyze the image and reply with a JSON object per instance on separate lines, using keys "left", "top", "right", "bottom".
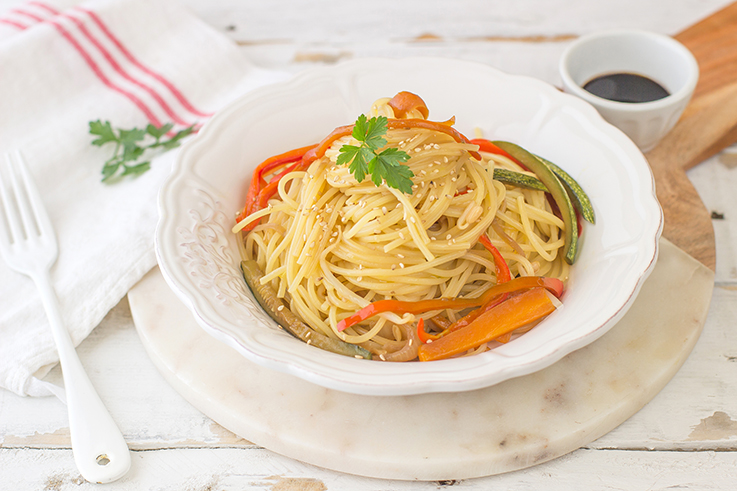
{"left": 129, "top": 238, "right": 714, "bottom": 481}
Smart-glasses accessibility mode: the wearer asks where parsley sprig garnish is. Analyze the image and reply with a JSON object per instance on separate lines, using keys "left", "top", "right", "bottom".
{"left": 89, "top": 120, "right": 195, "bottom": 183}
{"left": 336, "top": 115, "right": 413, "bottom": 194}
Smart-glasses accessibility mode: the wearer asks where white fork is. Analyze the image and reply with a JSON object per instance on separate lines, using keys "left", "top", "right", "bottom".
{"left": 0, "top": 151, "right": 130, "bottom": 483}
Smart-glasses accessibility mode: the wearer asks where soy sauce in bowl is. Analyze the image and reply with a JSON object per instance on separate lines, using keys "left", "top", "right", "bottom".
{"left": 583, "top": 73, "right": 669, "bottom": 103}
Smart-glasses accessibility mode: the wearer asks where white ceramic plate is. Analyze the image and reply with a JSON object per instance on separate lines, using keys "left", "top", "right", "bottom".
{"left": 155, "top": 57, "right": 662, "bottom": 396}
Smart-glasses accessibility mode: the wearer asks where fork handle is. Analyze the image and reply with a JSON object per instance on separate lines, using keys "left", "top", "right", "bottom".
{"left": 33, "top": 271, "right": 131, "bottom": 483}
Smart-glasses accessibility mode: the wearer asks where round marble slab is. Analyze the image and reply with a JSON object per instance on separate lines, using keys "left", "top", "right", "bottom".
{"left": 128, "top": 238, "right": 713, "bottom": 480}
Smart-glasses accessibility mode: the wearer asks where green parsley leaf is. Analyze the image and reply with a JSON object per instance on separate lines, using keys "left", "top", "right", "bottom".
{"left": 337, "top": 115, "right": 413, "bottom": 193}
{"left": 89, "top": 120, "right": 196, "bottom": 183}
{"left": 89, "top": 120, "right": 117, "bottom": 146}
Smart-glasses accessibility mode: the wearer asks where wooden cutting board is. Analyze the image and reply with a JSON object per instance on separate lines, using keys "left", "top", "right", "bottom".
{"left": 648, "top": 1, "right": 737, "bottom": 272}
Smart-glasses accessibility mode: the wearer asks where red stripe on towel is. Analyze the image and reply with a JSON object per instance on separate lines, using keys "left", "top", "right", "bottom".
{"left": 0, "top": 18, "right": 29, "bottom": 30}
{"left": 31, "top": 2, "right": 199, "bottom": 127}
{"left": 14, "top": 8, "right": 165, "bottom": 127}
{"left": 74, "top": 4, "right": 213, "bottom": 119}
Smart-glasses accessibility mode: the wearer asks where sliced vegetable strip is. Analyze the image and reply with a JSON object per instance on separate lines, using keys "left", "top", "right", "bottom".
{"left": 388, "top": 91, "right": 429, "bottom": 119}
{"left": 337, "top": 275, "right": 563, "bottom": 332}
{"left": 470, "top": 138, "right": 526, "bottom": 169}
{"left": 241, "top": 260, "right": 372, "bottom": 359}
{"left": 492, "top": 140, "right": 578, "bottom": 264}
{"left": 237, "top": 144, "right": 316, "bottom": 229}
{"left": 442, "top": 234, "right": 513, "bottom": 335}
{"left": 416, "top": 318, "right": 439, "bottom": 343}
{"left": 417, "top": 287, "right": 557, "bottom": 361}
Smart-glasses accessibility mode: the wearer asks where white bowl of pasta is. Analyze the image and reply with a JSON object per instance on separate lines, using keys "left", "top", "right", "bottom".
{"left": 155, "top": 57, "right": 662, "bottom": 396}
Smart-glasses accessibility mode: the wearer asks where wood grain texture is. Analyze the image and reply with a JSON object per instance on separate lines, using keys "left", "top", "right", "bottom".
{"left": 645, "top": 3, "right": 737, "bottom": 271}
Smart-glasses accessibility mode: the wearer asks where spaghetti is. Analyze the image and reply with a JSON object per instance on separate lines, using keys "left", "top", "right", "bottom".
{"left": 233, "top": 92, "right": 590, "bottom": 362}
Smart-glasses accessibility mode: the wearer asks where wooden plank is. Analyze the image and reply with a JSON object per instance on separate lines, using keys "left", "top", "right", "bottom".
{"left": 677, "top": 1, "right": 737, "bottom": 101}
{"left": 3, "top": 447, "right": 737, "bottom": 490}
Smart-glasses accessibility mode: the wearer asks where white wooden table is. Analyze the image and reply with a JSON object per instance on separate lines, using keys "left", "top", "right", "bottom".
{"left": 2, "top": 1, "right": 737, "bottom": 489}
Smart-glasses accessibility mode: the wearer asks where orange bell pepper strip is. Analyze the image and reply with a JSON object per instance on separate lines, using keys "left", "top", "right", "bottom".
{"left": 336, "top": 275, "right": 563, "bottom": 332}
{"left": 417, "top": 287, "right": 557, "bottom": 361}
{"left": 387, "top": 91, "right": 430, "bottom": 119}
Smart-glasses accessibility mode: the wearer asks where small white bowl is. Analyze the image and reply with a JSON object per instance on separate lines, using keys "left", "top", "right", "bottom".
{"left": 156, "top": 57, "right": 662, "bottom": 396}
{"left": 559, "top": 29, "right": 699, "bottom": 152}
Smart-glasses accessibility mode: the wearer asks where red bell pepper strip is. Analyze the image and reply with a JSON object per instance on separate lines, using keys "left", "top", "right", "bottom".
{"left": 336, "top": 275, "right": 563, "bottom": 332}
{"left": 478, "top": 234, "right": 511, "bottom": 283}
{"left": 416, "top": 318, "right": 440, "bottom": 344}
{"left": 470, "top": 138, "right": 528, "bottom": 171}
{"left": 238, "top": 144, "right": 316, "bottom": 227}
{"left": 418, "top": 287, "right": 557, "bottom": 361}
{"left": 442, "top": 234, "right": 512, "bottom": 335}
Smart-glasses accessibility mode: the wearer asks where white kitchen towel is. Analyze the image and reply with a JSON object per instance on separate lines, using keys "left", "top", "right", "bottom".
{"left": 0, "top": 0, "right": 286, "bottom": 396}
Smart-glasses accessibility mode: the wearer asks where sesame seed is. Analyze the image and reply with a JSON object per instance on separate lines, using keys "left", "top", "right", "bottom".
{"left": 307, "top": 339, "right": 312, "bottom": 345}
{"left": 414, "top": 148, "right": 421, "bottom": 153}
{"left": 410, "top": 216, "right": 416, "bottom": 224}
{"left": 443, "top": 157, "right": 448, "bottom": 163}
{"left": 277, "top": 305, "right": 284, "bottom": 311}
{"left": 356, "top": 277, "right": 363, "bottom": 282}
{"left": 399, "top": 263, "right": 405, "bottom": 268}
{"left": 382, "top": 206, "right": 387, "bottom": 215}
{"left": 446, "top": 234, "right": 452, "bottom": 240}
{"left": 380, "top": 354, "right": 386, "bottom": 360}
{"left": 391, "top": 264, "right": 396, "bottom": 270}
{"left": 397, "top": 253, "right": 405, "bottom": 258}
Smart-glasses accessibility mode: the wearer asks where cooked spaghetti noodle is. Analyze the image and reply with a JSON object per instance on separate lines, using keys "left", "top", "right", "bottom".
{"left": 234, "top": 93, "right": 577, "bottom": 362}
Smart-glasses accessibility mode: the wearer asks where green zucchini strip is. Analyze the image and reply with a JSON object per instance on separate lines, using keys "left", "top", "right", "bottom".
{"left": 241, "top": 260, "right": 372, "bottom": 359}
{"left": 492, "top": 141, "right": 579, "bottom": 265}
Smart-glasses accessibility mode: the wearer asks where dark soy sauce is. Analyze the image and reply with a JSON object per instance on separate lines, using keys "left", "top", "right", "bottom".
{"left": 583, "top": 73, "right": 670, "bottom": 103}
